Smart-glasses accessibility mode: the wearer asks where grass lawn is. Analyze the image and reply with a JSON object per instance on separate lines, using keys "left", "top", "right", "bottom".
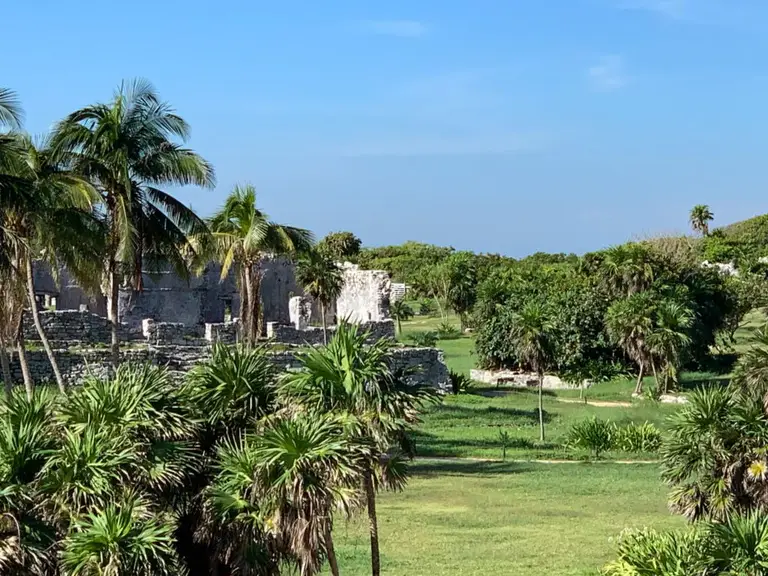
{"left": 397, "top": 312, "right": 475, "bottom": 375}
{"left": 330, "top": 460, "right": 682, "bottom": 576}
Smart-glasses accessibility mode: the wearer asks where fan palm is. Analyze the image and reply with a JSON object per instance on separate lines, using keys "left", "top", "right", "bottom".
{"left": 690, "top": 204, "right": 714, "bottom": 237}
{"left": 647, "top": 299, "right": 693, "bottom": 394}
{"left": 605, "top": 292, "right": 656, "bottom": 395}
{"left": 389, "top": 300, "right": 414, "bottom": 335}
{"left": 296, "top": 251, "right": 344, "bottom": 344}
{"left": 508, "top": 302, "right": 554, "bottom": 442}
{"left": 602, "top": 243, "right": 656, "bottom": 296}
{"left": 281, "top": 323, "right": 436, "bottom": 576}
{"left": 206, "top": 184, "right": 313, "bottom": 345}
{"left": 50, "top": 79, "right": 214, "bottom": 366}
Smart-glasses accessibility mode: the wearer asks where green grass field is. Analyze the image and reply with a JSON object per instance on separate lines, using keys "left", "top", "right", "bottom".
{"left": 331, "top": 460, "right": 681, "bottom": 576}
{"left": 335, "top": 310, "right": 764, "bottom": 575}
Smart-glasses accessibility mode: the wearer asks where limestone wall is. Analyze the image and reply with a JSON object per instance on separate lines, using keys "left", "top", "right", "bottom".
{"left": 266, "top": 320, "right": 396, "bottom": 346}
{"left": 336, "top": 264, "right": 391, "bottom": 323}
{"left": 9, "top": 344, "right": 449, "bottom": 392}
{"left": 23, "top": 310, "right": 114, "bottom": 344}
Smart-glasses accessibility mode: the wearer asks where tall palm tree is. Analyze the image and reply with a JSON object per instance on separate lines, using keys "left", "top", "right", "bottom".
{"left": 690, "top": 204, "right": 714, "bottom": 237}
{"left": 50, "top": 79, "right": 214, "bottom": 366}
{"left": 509, "top": 302, "right": 554, "bottom": 442}
{"left": 605, "top": 292, "right": 656, "bottom": 395}
{"left": 602, "top": 243, "right": 656, "bottom": 296}
{"left": 296, "top": 251, "right": 344, "bottom": 344}
{"left": 647, "top": 299, "right": 693, "bottom": 394}
{"left": 206, "top": 184, "right": 313, "bottom": 345}
{"left": 389, "top": 300, "right": 414, "bottom": 335}
{"left": 281, "top": 324, "right": 436, "bottom": 576}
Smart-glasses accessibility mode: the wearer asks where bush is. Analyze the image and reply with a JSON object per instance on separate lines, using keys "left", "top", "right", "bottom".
{"left": 449, "top": 370, "right": 474, "bottom": 395}
{"left": 614, "top": 422, "right": 662, "bottom": 453}
{"left": 407, "top": 331, "right": 438, "bottom": 347}
{"left": 567, "top": 417, "right": 615, "bottom": 458}
{"left": 436, "top": 321, "right": 461, "bottom": 340}
{"left": 418, "top": 299, "right": 437, "bottom": 316}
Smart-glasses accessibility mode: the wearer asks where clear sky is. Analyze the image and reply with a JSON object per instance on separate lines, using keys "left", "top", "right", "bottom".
{"left": 3, "top": 0, "right": 768, "bottom": 256}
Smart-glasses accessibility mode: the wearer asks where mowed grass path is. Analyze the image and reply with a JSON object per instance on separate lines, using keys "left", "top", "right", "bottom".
{"left": 330, "top": 460, "right": 681, "bottom": 576}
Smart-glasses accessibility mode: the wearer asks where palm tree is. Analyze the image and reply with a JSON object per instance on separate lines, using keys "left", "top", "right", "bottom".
{"left": 509, "top": 302, "right": 554, "bottom": 442}
{"left": 602, "top": 243, "right": 656, "bottom": 296}
{"left": 50, "top": 79, "right": 214, "bottom": 366}
{"left": 206, "top": 184, "right": 313, "bottom": 345}
{"left": 690, "top": 204, "right": 714, "bottom": 236}
{"left": 647, "top": 299, "right": 693, "bottom": 394}
{"left": 281, "top": 324, "right": 436, "bottom": 576}
{"left": 390, "top": 300, "right": 414, "bottom": 335}
{"left": 605, "top": 292, "right": 656, "bottom": 395}
{"left": 296, "top": 251, "right": 344, "bottom": 344}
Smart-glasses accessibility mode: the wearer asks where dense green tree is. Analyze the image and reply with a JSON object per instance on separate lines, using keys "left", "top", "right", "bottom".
{"left": 690, "top": 204, "right": 714, "bottom": 236}
{"left": 51, "top": 79, "right": 215, "bottom": 366}
{"left": 317, "top": 231, "right": 362, "bottom": 261}
{"left": 508, "top": 302, "right": 554, "bottom": 442}
{"left": 356, "top": 241, "right": 454, "bottom": 290}
{"left": 605, "top": 292, "right": 656, "bottom": 395}
{"left": 601, "top": 243, "right": 657, "bottom": 296}
{"left": 444, "top": 251, "right": 478, "bottom": 329}
{"left": 296, "top": 250, "right": 344, "bottom": 343}
{"left": 647, "top": 299, "right": 693, "bottom": 394}
{"left": 206, "top": 184, "right": 313, "bottom": 344}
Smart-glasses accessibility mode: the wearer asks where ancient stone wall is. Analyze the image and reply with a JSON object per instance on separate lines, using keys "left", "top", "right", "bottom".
{"left": 204, "top": 320, "right": 240, "bottom": 344}
{"left": 23, "top": 310, "right": 114, "bottom": 344}
{"left": 266, "top": 320, "right": 396, "bottom": 346}
{"left": 336, "top": 264, "right": 391, "bottom": 323}
{"left": 9, "top": 344, "right": 448, "bottom": 392}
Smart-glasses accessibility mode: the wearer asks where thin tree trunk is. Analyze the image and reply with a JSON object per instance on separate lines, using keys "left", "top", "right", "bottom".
{"left": 321, "top": 301, "right": 328, "bottom": 345}
{"left": 650, "top": 360, "right": 661, "bottom": 395}
{"left": 25, "top": 257, "right": 66, "bottom": 394}
{"left": 634, "top": 360, "right": 645, "bottom": 395}
{"left": 0, "top": 337, "right": 11, "bottom": 398}
{"left": 253, "top": 266, "right": 263, "bottom": 338}
{"left": 324, "top": 523, "right": 340, "bottom": 576}
{"left": 16, "top": 331, "right": 33, "bottom": 401}
{"left": 108, "top": 261, "right": 120, "bottom": 368}
{"left": 538, "top": 371, "right": 545, "bottom": 443}
{"left": 243, "top": 269, "right": 255, "bottom": 346}
{"left": 363, "top": 467, "right": 381, "bottom": 576}
{"left": 396, "top": 317, "right": 402, "bottom": 335}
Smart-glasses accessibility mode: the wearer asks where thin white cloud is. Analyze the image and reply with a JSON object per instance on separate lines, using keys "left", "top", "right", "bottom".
{"left": 361, "top": 20, "right": 427, "bottom": 38}
{"left": 618, "top": 0, "right": 686, "bottom": 19}
{"left": 588, "top": 55, "right": 629, "bottom": 92}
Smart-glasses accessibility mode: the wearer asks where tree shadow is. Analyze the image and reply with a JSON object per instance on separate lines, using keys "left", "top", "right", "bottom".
{"left": 411, "top": 430, "right": 561, "bottom": 458}
{"left": 678, "top": 373, "right": 731, "bottom": 392}
{"left": 472, "top": 387, "right": 558, "bottom": 399}
{"left": 427, "top": 403, "right": 553, "bottom": 425}
{"left": 411, "top": 458, "right": 536, "bottom": 477}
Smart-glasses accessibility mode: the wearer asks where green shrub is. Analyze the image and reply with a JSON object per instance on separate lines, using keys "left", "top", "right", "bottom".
{"left": 436, "top": 321, "right": 461, "bottom": 340}
{"left": 407, "top": 331, "right": 438, "bottom": 347}
{"left": 603, "top": 527, "right": 710, "bottom": 576}
{"left": 418, "top": 299, "right": 437, "bottom": 316}
{"left": 614, "top": 422, "right": 662, "bottom": 453}
{"left": 449, "top": 370, "right": 474, "bottom": 395}
{"left": 567, "top": 417, "right": 615, "bottom": 458}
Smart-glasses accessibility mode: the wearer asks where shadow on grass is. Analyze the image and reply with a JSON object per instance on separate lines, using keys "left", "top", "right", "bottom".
{"left": 412, "top": 430, "right": 562, "bottom": 458}
{"left": 426, "top": 403, "right": 553, "bottom": 425}
{"left": 472, "top": 387, "right": 558, "bottom": 399}
{"left": 678, "top": 373, "right": 731, "bottom": 392}
{"left": 411, "top": 458, "right": 536, "bottom": 477}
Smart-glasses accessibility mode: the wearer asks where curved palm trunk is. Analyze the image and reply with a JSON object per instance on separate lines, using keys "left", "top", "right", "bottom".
{"left": 24, "top": 257, "right": 66, "bottom": 394}
{"left": 107, "top": 256, "right": 120, "bottom": 368}
{"left": 0, "top": 337, "right": 11, "bottom": 398}
{"left": 16, "top": 330, "right": 33, "bottom": 401}
{"left": 538, "top": 370, "right": 545, "bottom": 443}
{"left": 324, "top": 523, "right": 340, "bottom": 576}
{"left": 363, "top": 467, "right": 381, "bottom": 576}
{"left": 634, "top": 359, "right": 645, "bottom": 395}
{"left": 321, "top": 301, "right": 328, "bottom": 345}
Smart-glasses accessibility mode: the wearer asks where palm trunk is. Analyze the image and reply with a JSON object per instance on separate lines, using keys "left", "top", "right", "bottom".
{"left": 108, "top": 260, "right": 120, "bottom": 368}
{"left": 25, "top": 257, "right": 66, "bottom": 394}
{"left": 396, "top": 317, "right": 402, "bottom": 335}
{"left": 634, "top": 360, "right": 645, "bottom": 395}
{"left": 16, "top": 331, "right": 33, "bottom": 401}
{"left": 321, "top": 301, "right": 328, "bottom": 345}
{"left": 324, "top": 523, "right": 340, "bottom": 576}
{"left": 0, "top": 337, "right": 11, "bottom": 398}
{"left": 253, "top": 267, "right": 263, "bottom": 338}
{"left": 650, "top": 360, "right": 660, "bottom": 395}
{"left": 243, "top": 269, "right": 255, "bottom": 346}
{"left": 363, "top": 467, "right": 381, "bottom": 576}
{"left": 538, "top": 371, "right": 545, "bottom": 443}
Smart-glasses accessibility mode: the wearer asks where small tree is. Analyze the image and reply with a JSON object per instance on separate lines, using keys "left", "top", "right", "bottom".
{"left": 647, "top": 299, "right": 693, "bottom": 394}
{"left": 509, "top": 302, "right": 554, "bottom": 442}
{"left": 605, "top": 292, "right": 656, "bottom": 395}
{"left": 296, "top": 251, "right": 344, "bottom": 344}
{"left": 317, "top": 231, "right": 362, "bottom": 261}
{"left": 690, "top": 204, "right": 714, "bottom": 237}
{"left": 390, "top": 299, "right": 414, "bottom": 335}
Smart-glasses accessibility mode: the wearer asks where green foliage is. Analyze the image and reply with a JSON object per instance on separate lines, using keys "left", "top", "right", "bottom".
{"left": 390, "top": 300, "right": 414, "bottom": 334}
{"left": 689, "top": 204, "right": 714, "bottom": 237}
{"left": 356, "top": 241, "right": 454, "bottom": 287}
{"left": 407, "top": 331, "right": 439, "bottom": 347}
{"left": 613, "top": 422, "right": 662, "bottom": 453}
{"left": 317, "top": 230, "right": 362, "bottom": 260}
{"left": 449, "top": 370, "right": 474, "bottom": 395}
{"left": 498, "top": 430, "right": 511, "bottom": 461}
{"left": 567, "top": 417, "right": 614, "bottom": 458}
{"left": 436, "top": 321, "right": 461, "bottom": 340}
{"left": 418, "top": 298, "right": 437, "bottom": 316}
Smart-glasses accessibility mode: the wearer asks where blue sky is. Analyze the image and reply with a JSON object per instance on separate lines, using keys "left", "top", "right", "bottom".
{"left": 3, "top": 0, "right": 768, "bottom": 256}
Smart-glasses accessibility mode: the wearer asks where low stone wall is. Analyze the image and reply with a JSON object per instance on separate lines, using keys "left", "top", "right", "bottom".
{"left": 141, "top": 319, "right": 203, "bottom": 346}
{"left": 266, "top": 320, "right": 396, "bottom": 346}
{"left": 23, "top": 310, "right": 113, "bottom": 344}
{"left": 9, "top": 343, "right": 449, "bottom": 392}
{"left": 204, "top": 320, "right": 240, "bottom": 344}
{"left": 470, "top": 368, "right": 590, "bottom": 390}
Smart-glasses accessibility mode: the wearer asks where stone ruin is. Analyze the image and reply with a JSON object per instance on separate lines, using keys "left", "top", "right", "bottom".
{"left": 21, "top": 259, "right": 449, "bottom": 391}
